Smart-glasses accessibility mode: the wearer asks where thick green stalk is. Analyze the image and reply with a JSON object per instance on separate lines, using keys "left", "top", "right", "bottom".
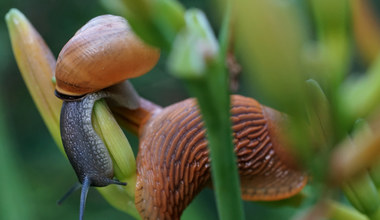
{"left": 186, "top": 72, "right": 243, "bottom": 220}
{"left": 169, "top": 9, "right": 244, "bottom": 220}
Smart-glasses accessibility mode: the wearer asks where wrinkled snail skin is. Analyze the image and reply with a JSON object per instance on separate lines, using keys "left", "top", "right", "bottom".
{"left": 59, "top": 91, "right": 127, "bottom": 220}
{"left": 58, "top": 81, "right": 140, "bottom": 189}
{"left": 134, "top": 95, "right": 307, "bottom": 220}
{"left": 60, "top": 92, "right": 123, "bottom": 187}
{"left": 54, "top": 14, "right": 160, "bottom": 220}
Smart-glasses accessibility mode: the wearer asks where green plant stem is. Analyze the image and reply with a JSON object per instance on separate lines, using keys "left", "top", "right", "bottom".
{"left": 191, "top": 10, "right": 243, "bottom": 219}
{"left": 185, "top": 65, "right": 244, "bottom": 220}
{"left": 170, "top": 7, "right": 244, "bottom": 220}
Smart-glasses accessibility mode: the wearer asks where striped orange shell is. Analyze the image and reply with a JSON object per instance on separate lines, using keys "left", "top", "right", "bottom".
{"left": 55, "top": 15, "right": 160, "bottom": 96}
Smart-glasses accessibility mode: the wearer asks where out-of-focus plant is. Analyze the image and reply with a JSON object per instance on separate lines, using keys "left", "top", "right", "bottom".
{"left": 352, "top": 0, "right": 380, "bottom": 65}
{"left": 116, "top": 0, "right": 380, "bottom": 219}
{"left": 8, "top": 0, "right": 380, "bottom": 219}
{"left": 0, "top": 79, "right": 35, "bottom": 220}
{"left": 110, "top": 0, "right": 380, "bottom": 219}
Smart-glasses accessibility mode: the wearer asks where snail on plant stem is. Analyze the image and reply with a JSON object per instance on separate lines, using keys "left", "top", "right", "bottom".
{"left": 54, "top": 14, "right": 307, "bottom": 220}
{"left": 113, "top": 96, "right": 307, "bottom": 219}
{"left": 54, "top": 14, "right": 160, "bottom": 220}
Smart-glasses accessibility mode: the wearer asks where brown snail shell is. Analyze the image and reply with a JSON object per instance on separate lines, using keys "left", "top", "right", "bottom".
{"left": 54, "top": 14, "right": 159, "bottom": 220}
{"left": 55, "top": 15, "right": 160, "bottom": 97}
{"left": 133, "top": 95, "right": 307, "bottom": 219}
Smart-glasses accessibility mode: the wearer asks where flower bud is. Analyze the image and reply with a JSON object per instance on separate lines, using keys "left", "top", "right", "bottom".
{"left": 6, "top": 8, "right": 63, "bottom": 150}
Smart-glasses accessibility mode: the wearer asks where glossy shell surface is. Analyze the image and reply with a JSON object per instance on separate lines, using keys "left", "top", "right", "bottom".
{"left": 55, "top": 15, "right": 160, "bottom": 96}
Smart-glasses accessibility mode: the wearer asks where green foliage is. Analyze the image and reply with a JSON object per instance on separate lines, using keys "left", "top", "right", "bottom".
{"left": 5, "top": 0, "right": 380, "bottom": 219}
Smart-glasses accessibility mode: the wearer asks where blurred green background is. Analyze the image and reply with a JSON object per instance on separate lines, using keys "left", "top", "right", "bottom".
{"left": 2, "top": 0, "right": 380, "bottom": 220}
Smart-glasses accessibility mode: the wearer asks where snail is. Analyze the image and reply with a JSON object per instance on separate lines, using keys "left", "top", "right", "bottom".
{"left": 54, "top": 13, "right": 306, "bottom": 220}
{"left": 111, "top": 95, "right": 308, "bottom": 219}
{"left": 54, "top": 15, "right": 160, "bottom": 220}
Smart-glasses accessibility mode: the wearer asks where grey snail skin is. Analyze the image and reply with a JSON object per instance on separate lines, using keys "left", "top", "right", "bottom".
{"left": 58, "top": 91, "right": 127, "bottom": 220}
{"left": 54, "top": 14, "right": 159, "bottom": 220}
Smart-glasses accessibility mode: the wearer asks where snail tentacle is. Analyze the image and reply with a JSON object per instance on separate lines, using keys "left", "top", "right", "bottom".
{"left": 57, "top": 182, "right": 81, "bottom": 205}
{"left": 80, "top": 177, "right": 90, "bottom": 220}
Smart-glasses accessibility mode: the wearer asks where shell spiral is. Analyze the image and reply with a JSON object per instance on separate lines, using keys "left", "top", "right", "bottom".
{"left": 135, "top": 95, "right": 307, "bottom": 219}
{"left": 55, "top": 15, "right": 160, "bottom": 97}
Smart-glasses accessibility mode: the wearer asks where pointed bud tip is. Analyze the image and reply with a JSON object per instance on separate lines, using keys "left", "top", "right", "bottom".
{"left": 5, "top": 8, "right": 26, "bottom": 27}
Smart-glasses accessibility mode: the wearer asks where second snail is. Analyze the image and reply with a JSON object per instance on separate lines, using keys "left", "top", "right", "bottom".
{"left": 53, "top": 15, "right": 307, "bottom": 220}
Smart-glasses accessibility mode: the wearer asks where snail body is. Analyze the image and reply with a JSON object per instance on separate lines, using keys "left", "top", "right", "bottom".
{"left": 60, "top": 92, "right": 124, "bottom": 187}
{"left": 129, "top": 95, "right": 307, "bottom": 219}
{"left": 54, "top": 15, "right": 159, "bottom": 220}
{"left": 59, "top": 92, "right": 127, "bottom": 220}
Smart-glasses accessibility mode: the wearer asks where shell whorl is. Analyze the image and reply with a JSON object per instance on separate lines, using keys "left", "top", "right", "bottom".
{"left": 135, "top": 95, "right": 307, "bottom": 220}
{"left": 55, "top": 15, "right": 160, "bottom": 97}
